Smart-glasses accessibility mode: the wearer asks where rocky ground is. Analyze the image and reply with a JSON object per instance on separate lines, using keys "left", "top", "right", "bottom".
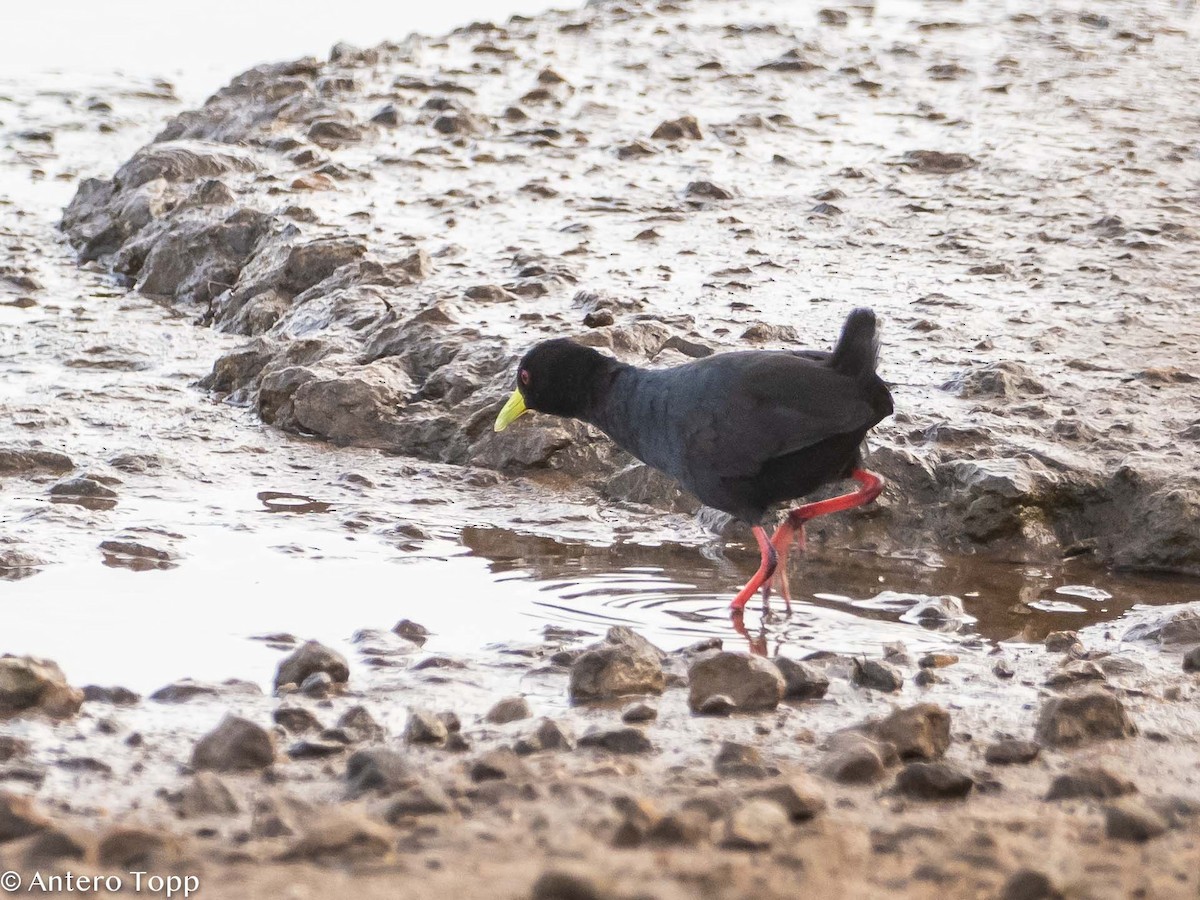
{"left": 4, "top": 0, "right": 1200, "bottom": 897}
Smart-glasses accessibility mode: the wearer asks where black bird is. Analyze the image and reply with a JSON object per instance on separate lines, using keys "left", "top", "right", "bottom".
{"left": 494, "top": 308, "right": 894, "bottom": 612}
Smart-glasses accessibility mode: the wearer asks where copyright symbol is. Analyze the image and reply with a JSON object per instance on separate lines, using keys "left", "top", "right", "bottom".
{"left": 1, "top": 871, "right": 20, "bottom": 891}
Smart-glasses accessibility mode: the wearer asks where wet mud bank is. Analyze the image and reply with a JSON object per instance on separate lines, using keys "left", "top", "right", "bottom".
{"left": 57, "top": 0, "right": 1200, "bottom": 576}
{"left": 4, "top": 0, "right": 1200, "bottom": 897}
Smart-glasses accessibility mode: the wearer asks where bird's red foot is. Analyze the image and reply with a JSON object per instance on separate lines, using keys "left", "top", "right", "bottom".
{"left": 730, "top": 526, "right": 777, "bottom": 612}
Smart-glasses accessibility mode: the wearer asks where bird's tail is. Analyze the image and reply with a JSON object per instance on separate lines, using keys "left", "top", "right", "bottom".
{"left": 829, "top": 307, "right": 880, "bottom": 380}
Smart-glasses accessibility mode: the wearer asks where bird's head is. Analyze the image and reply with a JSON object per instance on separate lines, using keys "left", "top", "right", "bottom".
{"left": 494, "top": 338, "right": 611, "bottom": 431}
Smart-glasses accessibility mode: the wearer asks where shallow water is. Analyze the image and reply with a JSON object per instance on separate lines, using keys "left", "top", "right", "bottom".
{"left": 2, "top": 0, "right": 1199, "bottom": 705}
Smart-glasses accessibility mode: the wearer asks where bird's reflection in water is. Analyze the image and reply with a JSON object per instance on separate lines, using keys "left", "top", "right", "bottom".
{"left": 460, "top": 524, "right": 1200, "bottom": 656}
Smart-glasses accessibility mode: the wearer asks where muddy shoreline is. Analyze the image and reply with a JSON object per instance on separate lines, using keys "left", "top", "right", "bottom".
{"left": 4, "top": 0, "right": 1200, "bottom": 897}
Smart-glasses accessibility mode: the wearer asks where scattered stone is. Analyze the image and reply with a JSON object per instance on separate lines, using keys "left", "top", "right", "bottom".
{"left": 485, "top": 696, "right": 532, "bottom": 724}
{"left": 569, "top": 626, "right": 665, "bottom": 702}
{"left": 1044, "top": 631, "right": 1079, "bottom": 652}
{"left": 274, "top": 640, "right": 349, "bottom": 689}
{"left": 866, "top": 703, "right": 951, "bottom": 760}
{"left": 0, "top": 656, "right": 84, "bottom": 719}
{"left": 192, "top": 715, "right": 275, "bottom": 772}
{"left": 176, "top": 773, "right": 239, "bottom": 818}
{"left": 1000, "top": 869, "right": 1064, "bottom": 900}
{"left": 683, "top": 181, "right": 735, "bottom": 202}
{"left": 82, "top": 685, "right": 140, "bottom": 705}
{"left": 651, "top": 115, "right": 702, "bottom": 140}
{"left": 531, "top": 870, "right": 612, "bottom": 900}
{"left": 621, "top": 702, "right": 657, "bottom": 723}
{"left": 405, "top": 708, "right": 449, "bottom": 744}
{"left": 1105, "top": 798, "right": 1168, "bottom": 842}
{"left": 384, "top": 781, "right": 454, "bottom": 820}
{"left": 0, "top": 446, "right": 73, "bottom": 476}
{"left": 821, "top": 736, "right": 889, "bottom": 785}
{"left": 1045, "top": 767, "right": 1136, "bottom": 801}
{"left": 0, "top": 736, "right": 30, "bottom": 763}
{"left": 852, "top": 658, "right": 904, "bottom": 692}
{"left": 746, "top": 777, "right": 826, "bottom": 820}
{"left": 895, "top": 761, "right": 974, "bottom": 800}
{"left": 1, "top": 791, "right": 49, "bottom": 842}
{"left": 1035, "top": 691, "right": 1136, "bottom": 747}
{"left": 299, "top": 671, "right": 335, "bottom": 698}
{"left": 918, "top": 653, "right": 959, "bottom": 669}
{"left": 345, "top": 749, "right": 412, "bottom": 796}
{"left": 697, "top": 694, "right": 737, "bottom": 716}
{"left": 985, "top": 739, "right": 1040, "bottom": 765}
{"left": 470, "top": 748, "right": 529, "bottom": 781}
{"left": 337, "top": 705, "right": 385, "bottom": 742}
{"left": 721, "top": 799, "right": 789, "bottom": 849}
{"left": 97, "top": 826, "right": 183, "bottom": 868}
{"left": 517, "top": 718, "right": 576, "bottom": 755}
{"left": 273, "top": 706, "right": 323, "bottom": 734}
{"left": 578, "top": 727, "right": 652, "bottom": 755}
{"left": 900, "top": 150, "right": 978, "bottom": 173}
{"left": 1044, "top": 660, "right": 1105, "bottom": 688}
{"left": 714, "top": 741, "right": 771, "bottom": 778}
{"left": 1183, "top": 646, "right": 1200, "bottom": 672}
{"left": 774, "top": 657, "right": 830, "bottom": 700}
{"left": 688, "top": 652, "right": 785, "bottom": 713}
{"left": 281, "top": 811, "right": 393, "bottom": 862}
{"left": 392, "top": 619, "right": 431, "bottom": 645}
{"left": 288, "top": 739, "right": 347, "bottom": 760}
{"left": 647, "top": 810, "right": 710, "bottom": 846}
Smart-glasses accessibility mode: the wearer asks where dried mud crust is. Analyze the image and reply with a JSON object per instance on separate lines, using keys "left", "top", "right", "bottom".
{"left": 60, "top": 0, "right": 1200, "bottom": 574}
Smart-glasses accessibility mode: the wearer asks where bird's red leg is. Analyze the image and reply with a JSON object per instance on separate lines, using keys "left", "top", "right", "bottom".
{"left": 729, "top": 526, "right": 777, "bottom": 611}
{"left": 766, "top": 470, "right": 884, "bottom": 609}
{"left": 787, "top": 469, "right": 884, "bottom": 522}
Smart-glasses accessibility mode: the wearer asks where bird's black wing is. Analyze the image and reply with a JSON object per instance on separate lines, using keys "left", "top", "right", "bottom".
{"left": 682, "top": 352, "right": 882, "bottom": 480}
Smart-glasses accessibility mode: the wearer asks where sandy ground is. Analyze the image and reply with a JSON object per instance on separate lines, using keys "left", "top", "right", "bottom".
{"left": 3, "top": 0, "right": 1200, "bottom": 897}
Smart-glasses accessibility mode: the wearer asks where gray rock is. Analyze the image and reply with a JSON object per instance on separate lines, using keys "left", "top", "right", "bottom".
{"left": 774, "top": 657, "right": 830, "bottom": 700}
{"left": 345, "top": 748, "right": 412, "bottom": 796}
{"left": 470, "top": 748, "right": 529, "bottom": 781}
{"left": 1044, "top": 660, "right": 1106, "bottom": 688}
{"left": 0, "top": 791, "right": 49, "bottom": 842}
{"left": 714, "top": 741, "right": 771, "bottom": 778}
{"left": 684, "top": 180, "right": 735, "bottom": 202}
{"left": 697, "top": 694, "right": 737, "bottom": 716}
{"left": 651, "top": 115, "right": 702, "bottom": 140}
{"left": 1045, "top": 767, "right": 1136, "bottom": 801}
{"left": 1035, "top": 691, "right": 1136, "bottom": 747}
{"left": 621, "top": 702, "right": 657, "bottom": 723}
{"left": 405, "top": 708, "right": 448, "bottom": 744}
{"left": 191, "top": 715, "right": 275, "bottom": 772}
{"left": 0, "top": 736, "right": 30, "bottom": 762}
{"left": 337, "top": 706, "right": 385, "bottom": 742}
{"left": 1105, "top": 798, "right": 1168, "bottom": 842}
{"left": 516, "top": 718, "right": 576, "bottom": 755}
{"left": 1000, "top": 869, "right": 1064, "bottom": 900}
{"left": 720, "top": 799, "right": 789, "bottom": 849}
{"left": 531, "top": 870, "right": 613, "bottom": 900}
{"left": 866, "top": 703, "right": 951, "bottom": 760}
{"left": 176, "top": 773, "right": 239, "bottom": 818}
{"left": 894, "top": 761, "right": 974, "bottom": 800}
{"left": 299, "top": 671, "right": 335, "bottom": 698}
{"left": 578, "top": 727, "right": 652, "bottom": 755}
{"left": 485, "top": 696, "right": 532, "bottom": 724}
{"left": 984, "top": 739, "right": 1040, "bottom": 765}
{"left": 821, "top": 735, "right": 890, "bottom": 785}
{"left": 568, "top": 626, "right": 665, "bottom": 702}
{"left": 646, "top": 810, "right": 710, "bottom": 846}
{"left": 384, "top": 781, "right": 453, "bottom": 820}
{"left": 274, "top": 640, "right": 349, "bottom": 690}
{"left": 0, "top": 656, "right": 84, "bottom": 719}
{"left": 746, "top": 777, "right": 826, "bottom": 820}
{"left": 1044, "top": 631, "right": 1079, "bottom": 652}
{"left": 291, "top": 361, "right": 414, "bottom": 448}
{"left": 1184, "top": 646, "right": 1200, "bottom": 672}
{"left": 688, "top": 653, "right": 785, "bottom": 713}
{"left": 280, "top": 810, "right": 393, "bottom": 863}
{"left": 852, "top": 658, "right": 904, "bottom": 692}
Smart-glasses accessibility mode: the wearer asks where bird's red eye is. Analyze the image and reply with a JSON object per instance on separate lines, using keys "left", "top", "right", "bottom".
{"left": 519, "top": 369, "right": 531, "bottom": 386}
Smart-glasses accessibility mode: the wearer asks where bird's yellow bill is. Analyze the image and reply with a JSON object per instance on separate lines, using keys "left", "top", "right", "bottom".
{"left": 494, "top": 389, "right": 528, "bottom": 432}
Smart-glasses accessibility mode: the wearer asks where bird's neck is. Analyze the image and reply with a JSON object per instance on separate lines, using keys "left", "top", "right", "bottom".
{"left": 581, "top": 362, "right": 653, "bottom": 456}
